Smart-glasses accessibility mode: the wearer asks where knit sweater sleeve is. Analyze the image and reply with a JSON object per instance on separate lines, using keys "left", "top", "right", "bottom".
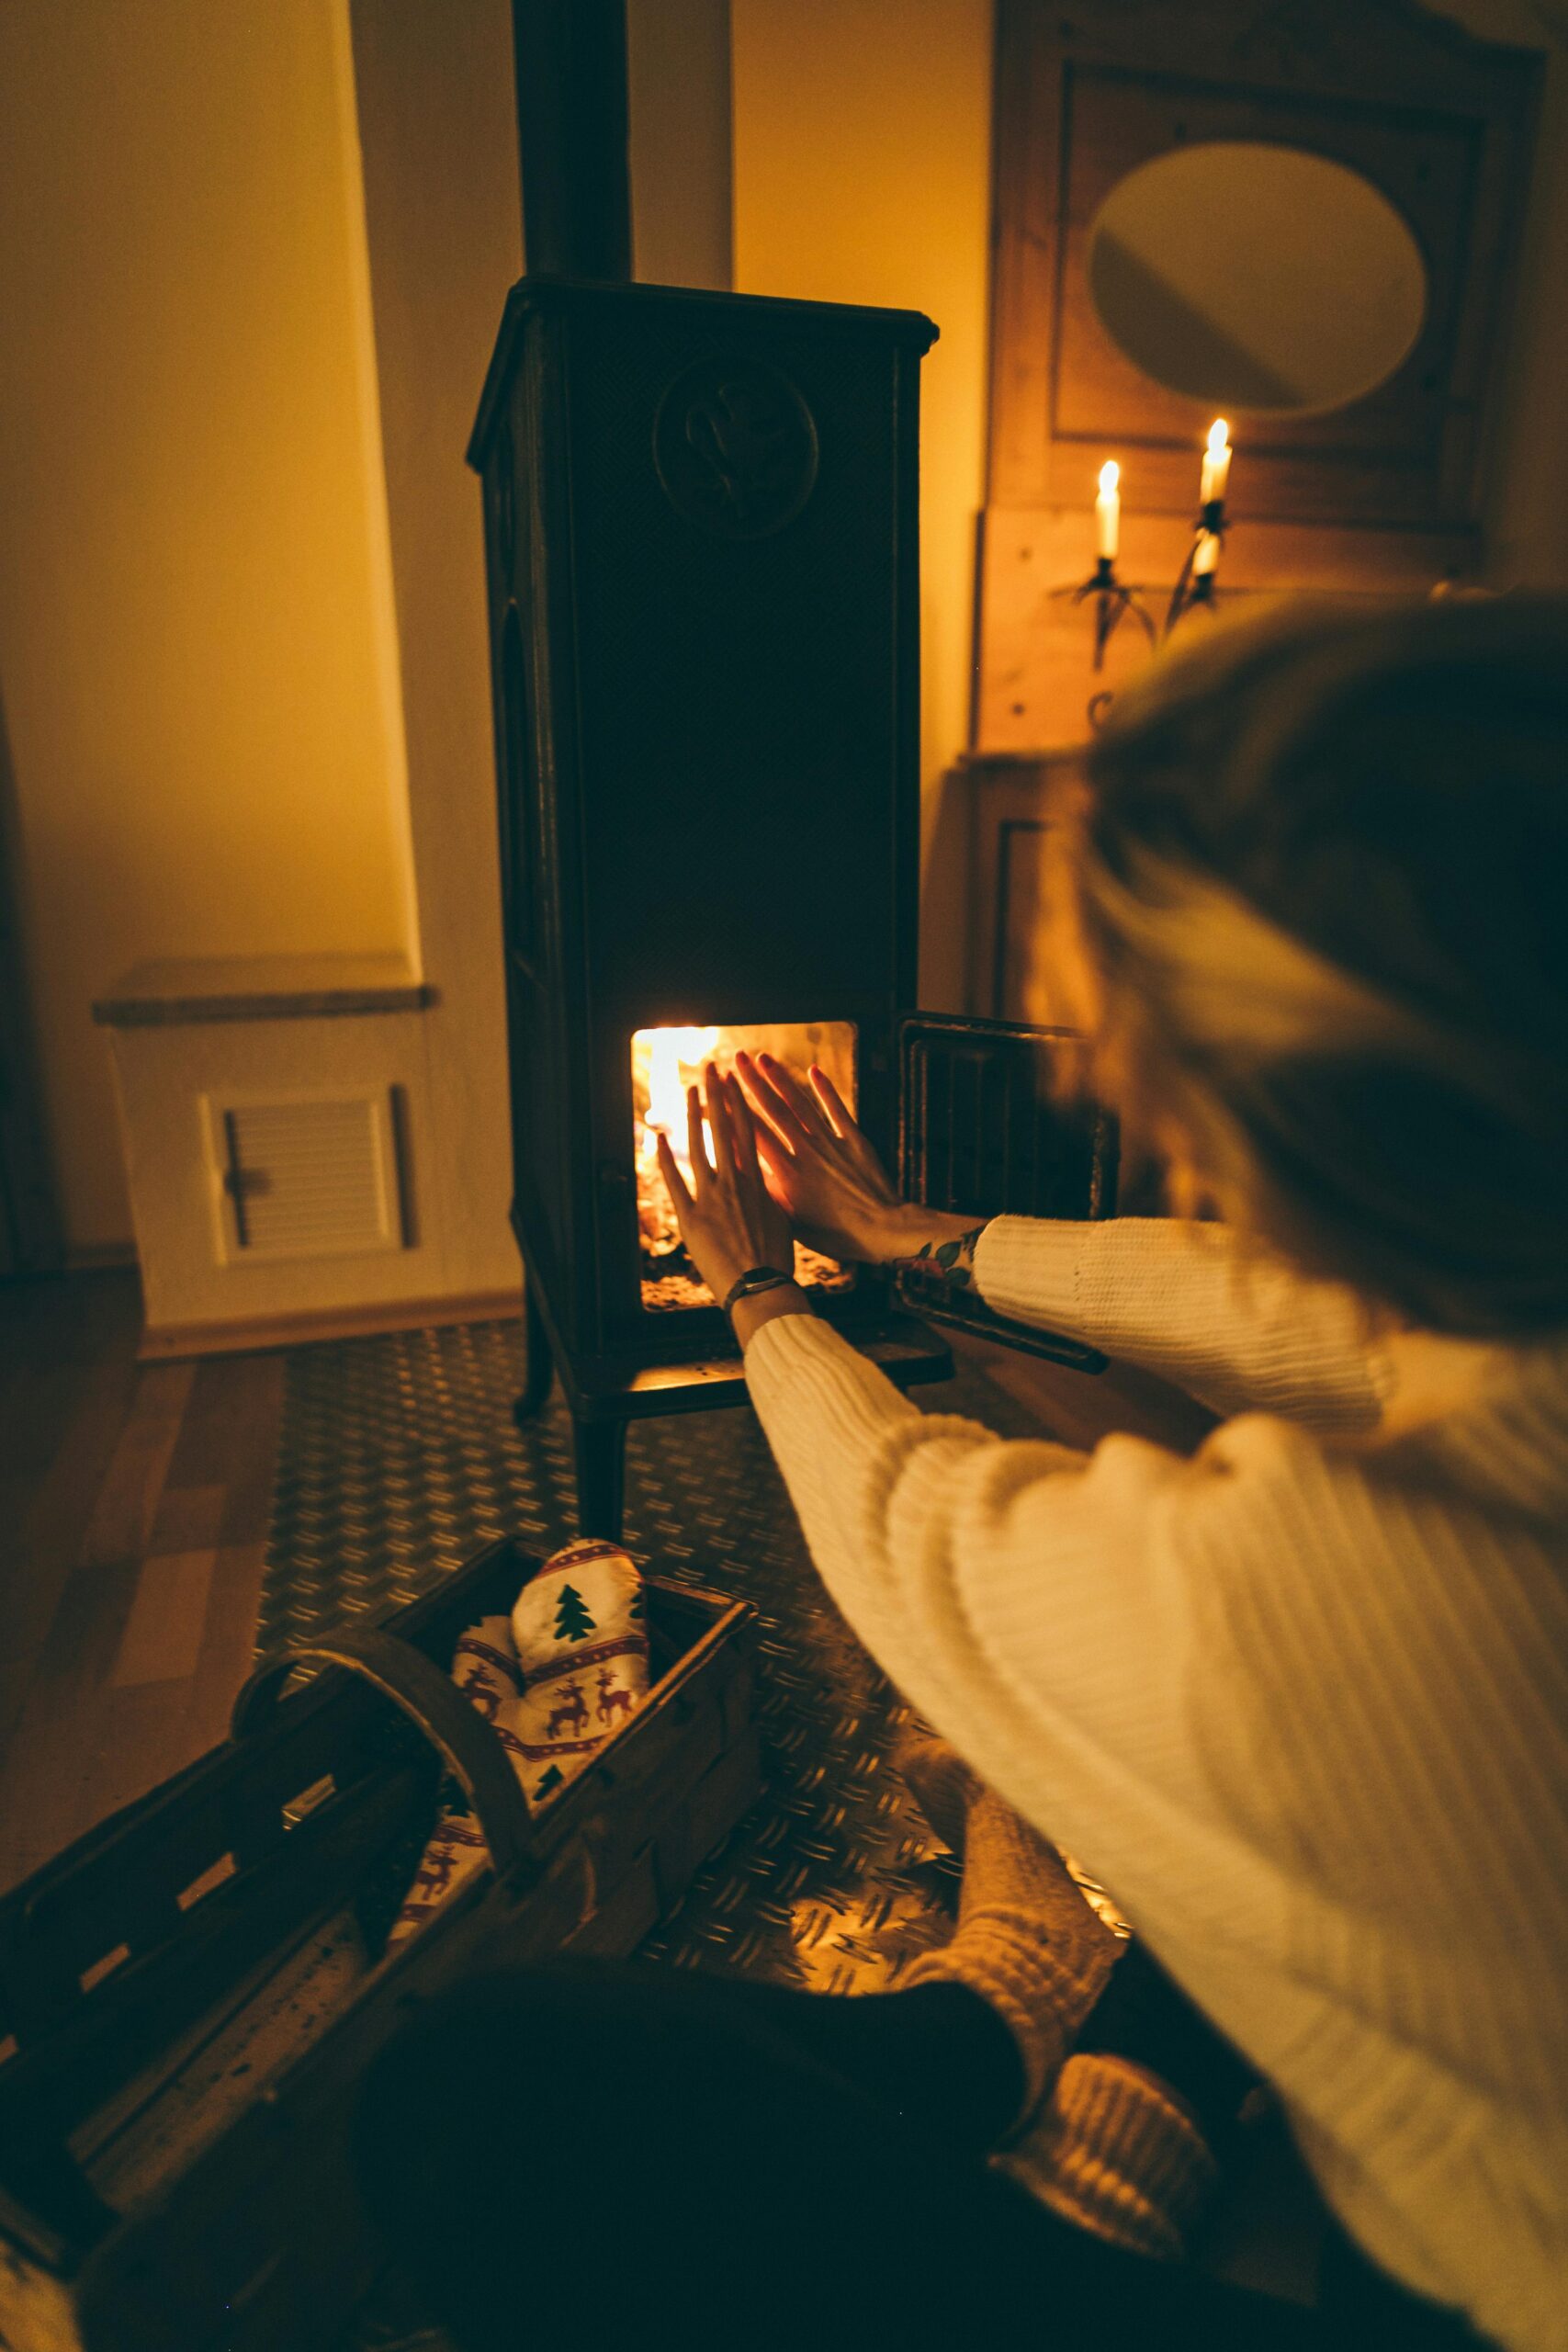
{"left": 743, "top": 1313, "right": 1225, "bottom": 1837}
{"left": 974, "top": 1216, "right": 1393, "bottom": 1434}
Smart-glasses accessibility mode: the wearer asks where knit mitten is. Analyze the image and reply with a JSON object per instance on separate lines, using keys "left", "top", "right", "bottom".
{"left": 388, "top": 1613, "right": 522, "bottom": 1950}
{"left": 389, "top": 1541, "right": 649, "bottom": 1949}
{"left": 902, "top": 1772, "right": 1120, "bottom": 2130}
{"left": 511, "top": 1538, "right": 649, "bottom": 1807}
{"left": 998, "top": 2052, "right": 1220, "bottom": 2262}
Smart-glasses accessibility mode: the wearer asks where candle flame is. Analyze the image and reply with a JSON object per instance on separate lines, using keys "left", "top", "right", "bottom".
{"left": 1207, "top": 418, "right": 1229, "bottom": 457}
{"left": 1098, "top": 460, "right": 1119, "bottom": 496}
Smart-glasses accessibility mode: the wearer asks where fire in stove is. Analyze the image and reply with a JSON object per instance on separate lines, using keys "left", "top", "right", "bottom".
{"left": 631, "top": 1022, "right": 858, "bottom": 1311}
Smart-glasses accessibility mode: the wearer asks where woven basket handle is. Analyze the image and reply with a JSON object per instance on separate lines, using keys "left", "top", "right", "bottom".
{"left": 231, "top": 1630, "right": 535, "bottom": 1879}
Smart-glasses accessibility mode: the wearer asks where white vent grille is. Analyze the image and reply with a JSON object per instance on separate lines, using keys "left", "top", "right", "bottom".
{"left": 207, "top": 1091, "right": 402, "bottom": 1263}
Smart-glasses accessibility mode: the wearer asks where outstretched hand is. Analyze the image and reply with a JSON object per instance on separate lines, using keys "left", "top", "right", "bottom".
{"left": 654, "top": 1061, "right": 795, "bottom": 1307}
{"left": 732, "top": 1052, "right": 907, "bottom": 1263}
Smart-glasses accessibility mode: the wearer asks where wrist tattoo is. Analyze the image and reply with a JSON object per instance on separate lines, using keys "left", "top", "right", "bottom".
{"left": 892, "top": 1224, "right": 986, "bottom": 1293}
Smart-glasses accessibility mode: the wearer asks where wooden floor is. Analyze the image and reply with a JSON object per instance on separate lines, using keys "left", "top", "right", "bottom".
{"left": 0, "top": 1271, "right": 285, "bottom": 1894}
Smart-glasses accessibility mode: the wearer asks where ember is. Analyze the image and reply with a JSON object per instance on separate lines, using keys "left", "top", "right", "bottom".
{"left": 632, "top": 1021, "right": 858, "bottom": 1310}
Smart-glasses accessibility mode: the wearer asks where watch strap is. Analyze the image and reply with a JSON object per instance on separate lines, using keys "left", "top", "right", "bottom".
{"left": 719, "top": 1265, "right": 794, "bottom": 1315}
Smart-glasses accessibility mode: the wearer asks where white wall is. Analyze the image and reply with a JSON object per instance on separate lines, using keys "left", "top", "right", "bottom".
{"left": 348, "top": 0, "right": 522, "bottom": 1303}
{"left": 729, "top": 0, "right": 994, "bottom": 1011}
{"left": 628, "top": 0, "right": 734, "bottom": 289}
{"left": 0, "top": 0, "right": 419, "bottom": 1250}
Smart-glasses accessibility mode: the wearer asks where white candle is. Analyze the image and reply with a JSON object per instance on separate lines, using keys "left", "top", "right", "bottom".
{"left": 1201, "top": 419, "right": 1231, "bottom": 505}
{"left": 1193, "top": 527, "right": 1221, "bottom": 578}
{"left": 1095, "top": 460, "right": 1120, "bottom": 560}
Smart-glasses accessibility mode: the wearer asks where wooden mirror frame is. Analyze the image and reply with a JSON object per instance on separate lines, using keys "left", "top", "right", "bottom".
{"left": 988, "top": 0, "right": 1540, "bottom": 527}
{"left": 975, "top": 0, "right": 1543, "bottom": 751}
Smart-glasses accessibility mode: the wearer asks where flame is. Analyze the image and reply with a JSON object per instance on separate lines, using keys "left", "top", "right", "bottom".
{"left": 1207, "top": 418, "right": 1229, "bottom": 458}
{"left": 631, "top": 1019, "right": 858, "bottom": 1300}
{"left": 1098, "top": 459, "right": 1119, "bottom": 496}
{"left": 637, "top": 1025, "right": 719, "bottom": 1171}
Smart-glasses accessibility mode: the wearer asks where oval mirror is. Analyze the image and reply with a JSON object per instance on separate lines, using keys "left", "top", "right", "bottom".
{"left": 1087, "top": 142, "right": 1427, "bottom": 416}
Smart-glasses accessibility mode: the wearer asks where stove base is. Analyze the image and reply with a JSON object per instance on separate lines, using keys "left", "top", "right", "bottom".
{"left": 514, "top": 1280, "right": 953, "bottom": 1539}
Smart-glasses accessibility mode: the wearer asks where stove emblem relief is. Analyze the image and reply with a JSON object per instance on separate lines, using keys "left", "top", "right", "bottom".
{"left": 653, "top": 354, "right": 819, "bottom": 539}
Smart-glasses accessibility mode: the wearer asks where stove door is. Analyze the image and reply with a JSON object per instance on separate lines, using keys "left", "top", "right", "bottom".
{"left": 895, "top": 1012, "right": 1115, "bottom": 1369}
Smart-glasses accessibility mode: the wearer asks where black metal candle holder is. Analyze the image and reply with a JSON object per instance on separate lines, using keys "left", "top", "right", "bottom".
{"left": 1165, "top": 497, "right": 1226, "bottom": 635}
{"left": 1057, "top": 554, "right": 1157, "bottom": 672}
{"left": 1063, "top": 487, "right": 1232, "bottom": 730}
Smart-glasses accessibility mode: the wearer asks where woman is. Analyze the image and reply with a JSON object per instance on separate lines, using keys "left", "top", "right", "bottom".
{"left": 356, "top": 601, "right": 1565, "bottom": 2350}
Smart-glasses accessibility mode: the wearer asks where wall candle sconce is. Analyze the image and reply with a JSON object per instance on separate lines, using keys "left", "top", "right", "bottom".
{"left": 1064, "top": 427, "right": 1236, "bottom": 730}
{"left": 1057, "top": 460, "right": 1156, "bottom": 672}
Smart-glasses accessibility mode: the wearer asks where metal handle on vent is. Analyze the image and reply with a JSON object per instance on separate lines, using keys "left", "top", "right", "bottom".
{"left": 892, "top": 1271, "right": 1109, "bottom": 1371}
{"left": 231, "top": 1629, "right": 536, "bottom": 1879}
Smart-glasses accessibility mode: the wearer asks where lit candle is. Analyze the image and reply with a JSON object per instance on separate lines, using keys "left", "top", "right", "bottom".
{"left": 1193, "top": 528, "right": 1221, "bottom": 579}
{"left": 1201, "top": 419, "right": 1231, "bottom": 506}
{"left": 1095, "top": 460, "right": 1120, "bottom": 561}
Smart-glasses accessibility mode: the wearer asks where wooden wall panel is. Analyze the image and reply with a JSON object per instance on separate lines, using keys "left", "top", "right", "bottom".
{"left": 976, "top": 507, "right": 1479, "bottom": 751}
{"left": 987, "top": 0, "right": 1541, "bottom": 527}
{"left": 964, "top": 753, "right": 1065, "bottom": 1023}
{"left": 976, "top": 0, "right": 1544, "bottom": 756}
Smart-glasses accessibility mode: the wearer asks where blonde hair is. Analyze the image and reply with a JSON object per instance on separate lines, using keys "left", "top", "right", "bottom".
{"left": 1075, "top": 598, "right": 1568, "bottom": 1335}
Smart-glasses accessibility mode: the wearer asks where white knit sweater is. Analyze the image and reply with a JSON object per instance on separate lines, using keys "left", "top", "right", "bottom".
{"left": 744, "top": 1217, "right": 1568, "bottom": 2350}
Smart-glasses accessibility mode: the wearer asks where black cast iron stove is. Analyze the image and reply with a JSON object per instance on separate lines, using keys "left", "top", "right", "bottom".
{"left": 468, "top": 278, "right": 1113, "bottom": 1537}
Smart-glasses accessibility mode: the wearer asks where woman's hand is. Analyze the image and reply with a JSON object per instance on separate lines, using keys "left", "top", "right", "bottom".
{"left": 732, "top": 1052, "right": 909, "bottom": 1262}
{"left": 655, "top": 1062, "right": 795, "bottom": 1306}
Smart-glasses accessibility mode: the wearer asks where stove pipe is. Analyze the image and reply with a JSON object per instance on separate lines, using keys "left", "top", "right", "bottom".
{"left": 510, "top": 0, "right": 633, "bottom": 281}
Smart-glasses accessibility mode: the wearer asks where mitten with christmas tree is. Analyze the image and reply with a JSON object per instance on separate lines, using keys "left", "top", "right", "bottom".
{"left": 388, "top": 1541, "right": 649, "bottom": 1950}
{"left": 510, "top": 1540, "right": 649, "bottom": 1800}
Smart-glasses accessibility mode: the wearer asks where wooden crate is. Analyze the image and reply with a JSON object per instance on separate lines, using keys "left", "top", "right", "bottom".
{"left": 0, "top": 1539, "right": 761, "bottom": 2351}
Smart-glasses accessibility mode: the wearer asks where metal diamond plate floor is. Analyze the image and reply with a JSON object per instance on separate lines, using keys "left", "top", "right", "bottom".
{"left": 262, "top": 1317, "right": 1050, "bottom": 1994}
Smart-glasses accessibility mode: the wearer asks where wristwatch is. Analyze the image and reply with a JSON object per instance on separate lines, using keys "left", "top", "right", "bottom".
{"left": 719, "top": 1264, "right": 795, "bottom": 1315}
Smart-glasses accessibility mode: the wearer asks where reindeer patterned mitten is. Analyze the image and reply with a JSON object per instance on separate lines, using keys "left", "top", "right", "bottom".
{"left": 510, "top": 1539, "right": 649, "bottom": 1806}
{"left": 387, "top": 1541, "right": 649, "bottom": 1951}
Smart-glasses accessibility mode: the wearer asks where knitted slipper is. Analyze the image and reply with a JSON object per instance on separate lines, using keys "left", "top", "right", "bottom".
{"left": 902, "top": 1770, "right": 1121, "bottom": 2132}
{"left": 895, "top": 1733, "right": 977, "bottom": 1857}
{"left": 998, "top": 2052, "right": 1219, "bottom": 2261}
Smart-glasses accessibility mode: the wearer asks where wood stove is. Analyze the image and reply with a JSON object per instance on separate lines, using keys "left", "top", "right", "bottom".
{"left": 468, "top": 279, "right": 1114, "bottom": 1536}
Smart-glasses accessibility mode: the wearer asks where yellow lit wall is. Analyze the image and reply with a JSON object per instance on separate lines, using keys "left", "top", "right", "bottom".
{"left": 0, "top": 0, "right": 417, "bottom": 1250}
{"left": 730, "top": 0, "right": 992, "bottom": 1009}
